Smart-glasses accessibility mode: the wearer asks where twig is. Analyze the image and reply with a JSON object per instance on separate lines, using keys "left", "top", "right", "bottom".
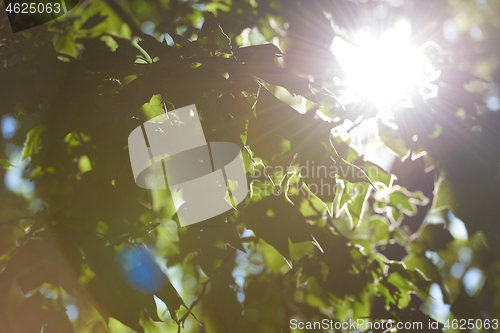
{"left": 177, "top": 280, "right": 210, "bottom": 332}
{"left": 0, "top": 216, "right": 35, "bottom": 231}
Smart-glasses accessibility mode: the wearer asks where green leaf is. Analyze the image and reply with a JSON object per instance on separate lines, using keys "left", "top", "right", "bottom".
{"left": 389, "top": 189, "right": 415, "bottom": 214}
{"left": 335, "top": 181, "right": 373, "bottom": 230}
{"left": 364, "top": 161, "right": 392, "bottom": 187}
{"left": 297, "top": 146, "right": 338, "bottom": 203}
{"left": 141, "top": 94, "right": 166, "bottom": 120}
{"left": 0, "top": 158, "right": 14, "bottom": 168}
{"left": 431, "top": 176, "right": 455, "bottom": 212}
{"left": 333, "top": 156, "right": 374, "bottom": 187}
{"left": 387, "top": 272, "right": 412, "bottom": 308}
{"left": 370, "top": 216, "right": 390, "bottom": 243}
{"left": 22, "top": 125, "right": 47, "bottom": 161}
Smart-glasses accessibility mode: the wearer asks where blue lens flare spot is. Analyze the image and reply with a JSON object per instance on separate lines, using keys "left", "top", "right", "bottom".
{"left": 117, "top": 246, "right": 166, "bottom": 294}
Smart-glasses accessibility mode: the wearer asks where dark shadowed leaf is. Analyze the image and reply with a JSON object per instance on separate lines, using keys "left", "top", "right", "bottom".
{"left": 450, "top": 288, "right": 483, "bottom": 320}
{"left": 203, "top": 263, "right": 242, "bottom": 333}
{"left": 43, "top": 311, "right": 74, "bottom": 333}
{"left": 233, "top": 43, "right": 283, "bottom": 64}
{"left": 198, "top": 12, "right": 231, "bottom": 52}
{"left": 155, "top": 279, "right": 186, "bottom": 323}
{"left": 418, "top": 223, "right": 454, "bottom": 252}
{"left": 137, "top": 34, "right": 171, "bottom": 59}
{"left": 404, "top": 254, "right": 450, "bottom": 304}
{"left": 81, "top": 14, "right": 107, "bottom": 30}
{"left": 22, "top": 125, "right": 47, "bottom": 161}
{"left": 244, "top": 195, "right": 311, "bottom": 260}
{"left": 170, "top": 33, "right": 190, "bottom": 45}
{"left": 248, "top": 88, "right": 331, "bottom": 159}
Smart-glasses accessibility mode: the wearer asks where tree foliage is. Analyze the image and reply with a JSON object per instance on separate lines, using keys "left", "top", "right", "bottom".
{"left": 1, "top": 0, "right": 500, "bottom": 332}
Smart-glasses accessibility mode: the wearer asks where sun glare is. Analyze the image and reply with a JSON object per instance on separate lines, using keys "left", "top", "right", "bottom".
{"left": 332, "top": 20, "right": 436, "bottom": 110}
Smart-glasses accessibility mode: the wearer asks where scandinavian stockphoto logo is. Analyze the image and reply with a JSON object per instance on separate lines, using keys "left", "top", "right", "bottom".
{"left": 128, "top": 105, "right": 248, "bottom": 227}
{"left": 4, "top": 0, "right": 80, "bottom": 32}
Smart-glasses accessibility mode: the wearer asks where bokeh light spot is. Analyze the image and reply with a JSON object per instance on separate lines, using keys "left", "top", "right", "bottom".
{"left": 117, "top": 245, "right": 166, "bottom": 294}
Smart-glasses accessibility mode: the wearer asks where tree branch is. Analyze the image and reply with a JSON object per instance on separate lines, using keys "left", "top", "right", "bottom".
{"left": 177, "top": 280, "right": 210, "bottom": 332}
{"left": 0, "top": 216, "right": 34, "bottom": 231}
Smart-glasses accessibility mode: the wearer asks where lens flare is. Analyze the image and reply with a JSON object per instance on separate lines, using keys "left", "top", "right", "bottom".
{"left": 332, "top": 20, "right": 437, "bottom": 110}
{"left": 117, "top": 245, "right": 166, "bottom": 294}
